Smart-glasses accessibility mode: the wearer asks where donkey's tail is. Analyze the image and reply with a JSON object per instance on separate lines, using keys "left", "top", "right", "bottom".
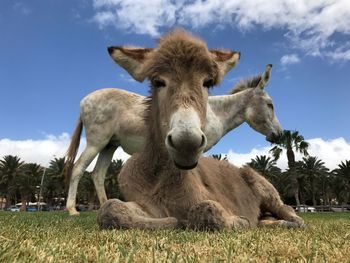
{"left": 64, "top": 117, "right": 83, "bottom": 186}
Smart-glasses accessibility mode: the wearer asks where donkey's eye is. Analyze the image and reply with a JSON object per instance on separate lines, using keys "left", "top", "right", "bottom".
{"left": 267, "top": 103, "right": 274, "bottom": 110}
{"left": 203, "top": 78, "right": 214, "bottom": 89}
{"left": 152, "top": 78, "right": 166, "bottom": 88}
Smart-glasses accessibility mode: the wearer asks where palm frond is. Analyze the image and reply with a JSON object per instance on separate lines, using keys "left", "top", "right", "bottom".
{"left": 269, "top": 146, "right": 283, "bottom": 161}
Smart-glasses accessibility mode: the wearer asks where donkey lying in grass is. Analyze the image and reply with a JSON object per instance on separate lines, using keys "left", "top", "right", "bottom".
{"left": 66, "top": 64, "right": 281, "bottom": 215}
{"left": 97, "top": 29, "right": 304, "bottom": 230}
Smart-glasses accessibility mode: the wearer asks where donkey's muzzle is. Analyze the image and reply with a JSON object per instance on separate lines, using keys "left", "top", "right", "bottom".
{"left": 166, "top": 131, "right": 207, "bottom": 170}
{"left": 166, "top": 107, "right": 207, "bottom": 170}
{"left": 167, "top": 133, "right": 206, "bottom": 151}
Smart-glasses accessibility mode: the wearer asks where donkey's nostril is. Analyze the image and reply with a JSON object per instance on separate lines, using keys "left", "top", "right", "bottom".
{"left": 167, "top": 132, "right": 206, "bottom": 150}
{"left": 168, "top": 135, "right": 175, "bottom": 149}
{"left": 200, "top": 135, "right": 206, "bottom": 148}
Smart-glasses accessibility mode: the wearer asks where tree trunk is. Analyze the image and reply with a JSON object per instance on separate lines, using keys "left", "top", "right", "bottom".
{"left": 299, "top": 185, "right": 305, "bottom": 205}
{"left": 323, "top": 179, "right": 331, "bottom": 206}
{"left": 294, "top": 190, "right": 301, "bottom": 207}
{"left": 5, "top": 193, "right": 12, "bottom": 209}
{"left": 311, "top": 178, "right": 317, "bottom": 206}
{"left": 0, "top": 197, "right": 4, "bottom": 210}
{"left": 87, "top": 193, "right": 95, "bottom": 211}
{"left": 286, "top": 147, "right": 301, "bottom": 208}
{"left": 321, "top": 179, "right": 326, "bottom": 205}
{"left": 20, "top": 194, "right": 28, "bottom": 212}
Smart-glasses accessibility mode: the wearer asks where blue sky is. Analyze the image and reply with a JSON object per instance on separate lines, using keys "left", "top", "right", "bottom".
{"left": 1, "top": 0, "right": 349, "bottom": 169}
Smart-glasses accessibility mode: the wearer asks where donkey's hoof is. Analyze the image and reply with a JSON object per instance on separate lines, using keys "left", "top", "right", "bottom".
{"left": 70, "top": 211, "right": 80, "bottom": 216}
{"left": 281, "top": 220, "right": 306, "bottom": 229}
{"left": 289, "top": 216, "right": 305, "bottom": 228}
{"left": 187, "top": 200, "right": 228, "bottom": 231}
{"left": 281, "top": 221, "right": 299, "bottom": 228}
{"left": 177, "top": 219, "right": 189, "bottom": 229}
{"left": 67, "top": 208, "right": 80, "bottom": 216}
{"left": 233, "top": 216, "right": 250, "bottom": 229}
{"left": 97, "top": 199, "right": 130, "bottom": 230}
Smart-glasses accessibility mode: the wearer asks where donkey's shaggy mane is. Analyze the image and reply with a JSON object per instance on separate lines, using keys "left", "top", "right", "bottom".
{"left": 141, "top": 92, "right": 152, "bottom": 123}
{"left": 142, "top": 29, "right": 219, "bottom": 83}
{"left": 229, "top": 75, "right": 262, "bottom": 94}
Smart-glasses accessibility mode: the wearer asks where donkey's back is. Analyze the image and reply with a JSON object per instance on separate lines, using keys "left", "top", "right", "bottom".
{"left": 80, "top": 88, "right": 146, "bottom": 151}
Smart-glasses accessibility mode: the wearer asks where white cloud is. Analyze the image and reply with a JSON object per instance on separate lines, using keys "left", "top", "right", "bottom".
{"left": 306, "top": 137, "right": 350, "bottom": 169}
{"left": 92, "top": 0, "right": 179, "bottom": 36}
{"left": 325, "top": 42, "right": 350, "bottom": 61}
{"left": 13, "top": 2, "right": 32, "bottom": 15}
{"left": 225, "top": 137, "right": 350, "bottom": 171}
{"left": 226, "top": 146, "right": 272, "bottom": 166}
{"left": 91, "top": 0, "right": 350, "bottom": 61}
{"left": 1, "top": 134, "right": 348, "bottom": 171}
{"left": 93, "top": 10, "right": 115, "bottom": 29}
{"left": 280, "top": 54, "right": 300, "bottom": 66}
{"left": 0, "top": 133, "right": 130, "bottom": 170}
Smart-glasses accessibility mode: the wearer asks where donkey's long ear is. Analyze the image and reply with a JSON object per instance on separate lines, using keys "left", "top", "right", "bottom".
{"left": 257, "top": 64, "right": 273, "bottom": 89}
{"left": 210, "top": 50, "right": 241, "bottom": 82}
{"left": 108, "top": 47, "right": 153, "bottom": 82}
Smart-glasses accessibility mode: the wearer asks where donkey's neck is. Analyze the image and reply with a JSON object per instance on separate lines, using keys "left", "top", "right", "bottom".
{"left": 207, "top": 89, "right": 252, "bottom": 139}
{"left": 142, "top": 103, "right": 182, "bottom": 178}
{"left": 141, "top": 138, "right": 182, "bottom": 180}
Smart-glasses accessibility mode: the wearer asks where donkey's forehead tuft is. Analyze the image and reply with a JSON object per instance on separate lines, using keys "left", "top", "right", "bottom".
{"left": 143, "top": 29, "right": 218, "bottom": 79}
{"left": 158, "top": 29, "right": 207, "bottom": 49}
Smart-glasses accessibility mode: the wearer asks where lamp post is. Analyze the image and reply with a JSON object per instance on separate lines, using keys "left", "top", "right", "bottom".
{"left": 38, "top": 168, "right": 46, "bottom": 211}
{"left": 36, "top": 185, "right": 40, "bottom": 211}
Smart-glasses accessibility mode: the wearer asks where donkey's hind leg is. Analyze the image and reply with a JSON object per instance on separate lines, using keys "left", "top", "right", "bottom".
{"left": 66, "top": 145, "right": 102, "bottom": 215}
{"left": 92, "top": 144, "right": 117, "bottom": 205}
{"left": 97, "top": 199, "right": 178, "bottom": 230}
{"left": 241, "top": 167, "right": 305, "bottom": 228}
{"left": 187, "top": 200, "right": 250, "bottom": 231}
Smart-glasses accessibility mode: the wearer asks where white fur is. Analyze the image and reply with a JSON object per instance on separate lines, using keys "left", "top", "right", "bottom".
{"left": 204, "top": 106, "right": 224, "bottom": 150}
{"left": 169, "top": 107, "right": 202, "bottom": 135}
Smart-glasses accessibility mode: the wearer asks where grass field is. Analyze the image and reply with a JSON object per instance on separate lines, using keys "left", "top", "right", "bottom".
{"left": 0, "top": 212, "right": 349, "bottom": 262}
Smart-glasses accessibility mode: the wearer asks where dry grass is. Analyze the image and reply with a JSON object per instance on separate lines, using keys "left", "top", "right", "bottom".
{"left": 0, "top": 212, "right": 349, "bottom": 262}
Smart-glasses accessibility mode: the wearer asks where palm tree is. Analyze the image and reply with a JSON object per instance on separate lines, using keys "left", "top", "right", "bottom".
{"left": 0, "top": 155, "right": 24, "bottom": 208}
{"left": 299, "top": 156, "right": 329, "bottom": 206}
{"left": 332, "top": 160, "right": 350, "bottom": 204}
{"left": 270, "top": 130, "right": 309, "bottom": 206}
{"left": 247, "top": 155, "right": 281, "bottom": 184}
{"left": 44, "top": 157, "right": 66, "bottom": 207}
{"left": 105, "top": 159, "right": 124, "bottom": 200}
{"left": 78, "top": 171, "right": 96, "bottom": 210}
{"left": 0, "top": 169, "right": 3, "bottom": 209}
{"left": 211, "top": 154, "right": 228, "bottom": 161}
{"left": 15, "top": 163, "right": 42, "bottom": 211}
{"left": 319, "top": 172, "right": 333, "bottom": 206}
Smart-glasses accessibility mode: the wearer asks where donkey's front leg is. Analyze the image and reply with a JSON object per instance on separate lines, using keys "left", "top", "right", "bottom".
{"left": 187, "top": 200, "right": 250, "bottom": 231}
{"left": 97, "top": 199, "right": 178, "bottom": 230}
{"left": 258, "top": 214, "right": 303, "bottom": 228}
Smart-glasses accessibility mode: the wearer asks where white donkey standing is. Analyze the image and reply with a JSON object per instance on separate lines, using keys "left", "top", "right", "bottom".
{"left": 65, "top": 64, "right": 280, "bottom": 215}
